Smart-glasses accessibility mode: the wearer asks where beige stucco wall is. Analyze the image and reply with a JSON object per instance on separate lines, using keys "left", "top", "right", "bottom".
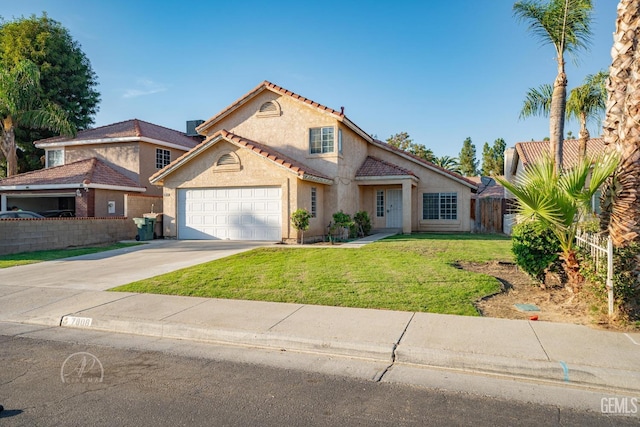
{"left": 93, "top": 189, "right": 126, "bottom": 217}
{"left": 366, "top": 145, "right": 473, "bottom": 232}
{"left": 160, "top": 140, "right": 306, "bottom": 239}
{"left": 139, "top": 142, "right": 188, "bottom": 197}
{"left": 65, "top": 143, "right": 140, "bottom": 183}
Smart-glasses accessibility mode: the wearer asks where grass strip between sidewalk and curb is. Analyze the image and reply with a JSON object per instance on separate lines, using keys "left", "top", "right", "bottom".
{"left": 112, "top": 234, "right": 513, "bottom": 316}
{"left": 0, "top": 242, "right": 143, "bottom": 268}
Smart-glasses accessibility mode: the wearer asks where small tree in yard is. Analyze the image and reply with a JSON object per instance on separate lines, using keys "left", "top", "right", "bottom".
{"left": 291, "top": 208, "right": 311, "bottom": 244}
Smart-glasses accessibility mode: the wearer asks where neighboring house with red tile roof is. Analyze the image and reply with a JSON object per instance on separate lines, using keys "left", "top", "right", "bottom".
{"left": 0, "top": 119, "right": 201, "bottom": 216}
{"left": 152, "top": 81, "right": 477, "bottom": 241}
{"left": 504, "top": 138, "right": 607, "bottom": 184}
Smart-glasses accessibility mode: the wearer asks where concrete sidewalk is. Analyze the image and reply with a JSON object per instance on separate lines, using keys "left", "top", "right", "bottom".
{"left": 1, "top": 237, "right": 639, "bottom": 395}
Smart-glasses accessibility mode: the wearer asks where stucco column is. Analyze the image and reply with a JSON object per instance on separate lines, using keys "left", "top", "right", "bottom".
{"left": 402, "top": 180, "right": 412, "bottom": 234}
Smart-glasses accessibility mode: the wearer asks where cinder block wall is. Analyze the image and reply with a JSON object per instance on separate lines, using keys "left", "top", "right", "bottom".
{"left": 0, "top": 218, "right": 137, "bottom": 255}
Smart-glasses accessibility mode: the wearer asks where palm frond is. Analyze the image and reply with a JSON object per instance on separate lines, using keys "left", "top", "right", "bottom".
{"left": 520, "top": 84, "right": 553, "bottom": 119}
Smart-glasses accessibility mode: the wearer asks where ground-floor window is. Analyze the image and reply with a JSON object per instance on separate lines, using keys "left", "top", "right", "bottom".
{"left": 423, "top": 192, "right": 457, "bottom": 220}
{"left": 376, "top": 190, "right": 384, "bottom": 217}
{"left": 311, "top": 187, "right": 317, "bottom": 218}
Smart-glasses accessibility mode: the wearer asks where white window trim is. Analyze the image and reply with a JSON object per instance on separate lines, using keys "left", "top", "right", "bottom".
{"left": 309, "top": 126, "right": 335, "bottom": 155}
{"left": 422, "top": 192, "right": 458, "bottom": 220}
{"left": 46, "top": 148, "right": 65, "bottom": 168}
{"left": 156, "top": 148, "right": 171, "bottom": 169}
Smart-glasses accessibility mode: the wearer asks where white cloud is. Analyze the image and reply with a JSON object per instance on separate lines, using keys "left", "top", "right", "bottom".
{"left": 122, "top": 78, "right": 167, "bottom": 99}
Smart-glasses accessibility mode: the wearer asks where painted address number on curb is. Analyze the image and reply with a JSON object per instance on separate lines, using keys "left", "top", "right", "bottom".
{"left": 62, "top": 316, "right": 93, "bottom": 327}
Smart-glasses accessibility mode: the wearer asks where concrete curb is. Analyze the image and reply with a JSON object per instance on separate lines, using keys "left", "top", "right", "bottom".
{"left": 58, "top": 315, "right": 397, "bottom": 362}
{"left": 53, "top": 314, "right": 640, "bottom": 394}
{"left": 395, "top": 346, "right": 640, "bottom": 394}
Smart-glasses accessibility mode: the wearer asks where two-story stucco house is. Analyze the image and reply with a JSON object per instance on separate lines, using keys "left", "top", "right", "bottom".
{"left": 0, "top": 119, "right": 200, "bottom": 216}
{"left": 150, "top": 81, "right": 477, "bottom": 241}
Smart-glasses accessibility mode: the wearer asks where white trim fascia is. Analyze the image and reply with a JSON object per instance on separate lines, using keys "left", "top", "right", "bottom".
{"left": 0, "top": 183, "right": 145, "bottom": 192}
{"left": 36, "top": 136, "right": 194, "bottom": 152}
{"left": 369, "top": 140, "right": 477, "bottom": 190}
{"left": 301, "top": 174, "right": 333, "bottom": 185}
{"left": 341, "top": 117, "right": 373, "bottom": 143}
{"left": 150, "top": 136, "right": 222, "bottom": 184}
{"left": 355, "top": 175, "right": 419, "bottom": 183}
{"left": 5, "top": 192, "right": 75, "bottom": 197}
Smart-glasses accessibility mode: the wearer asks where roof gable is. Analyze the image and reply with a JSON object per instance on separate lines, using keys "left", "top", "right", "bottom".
{"left": 150, "top": 129, "right": 333, "bottom": 185}
{"left": 196, "top": 81, "right": 372, "bottom": 142}
{"left": 35, "top": 119, "right": 200, "bottom": 150}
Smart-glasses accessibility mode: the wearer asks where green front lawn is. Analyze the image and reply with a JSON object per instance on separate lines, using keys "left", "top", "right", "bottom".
{"left": 112, "top": 234, "right": 513, "bottom": 316}
{"left": 0, "top": 242, "right": 142, "bottom": 268}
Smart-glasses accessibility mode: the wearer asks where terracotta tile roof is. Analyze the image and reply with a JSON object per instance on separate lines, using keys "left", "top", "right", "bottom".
{"left": 515, "top": 138, "right": 606, "bottom": 168}
{"left": 35, "top": 119, "right": 200, "bottom": 149}
{"left": 150, "top": 129, "right": 333, "bottom": 184}
{"left": 356, "top": 156, "right": 416, "bottom": 177}
{"left": 0, "top": 158, "right": 144, "bottom": 190}
{"left": 371, "top": 139, "right": 478, "bottom": 189}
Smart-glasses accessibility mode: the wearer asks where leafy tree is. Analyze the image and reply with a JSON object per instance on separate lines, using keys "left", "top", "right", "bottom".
{"left": 386, "top": 132, "right": 435, "bottom": 162}
{"left": 458, "top": 137, "right": 478, "bottom": 177}
{"left": 481, "top": 143, "right": 495, "bottom": 176}
{"left": 433, "top": 155, "right": 461, "bottom": 173}
{"left": 290, "top": 208, "right": 311, "bottom": 244}
{"left": 497, "top": 152, "right": 619, "bottom": 289}
{"left": 514, "top": 0, "right": 594, "bottom": 174}
{"left": 0, "top": 60, "right": 74, "bottom": 176}
{"left": 386, "top": 132, "right": 413, "bottom": 151}
{"left": 0, "top": 13, "right": 100, "bottom": 173}
{"left": 491, "top": 138, "right": 506, "bottom": 175}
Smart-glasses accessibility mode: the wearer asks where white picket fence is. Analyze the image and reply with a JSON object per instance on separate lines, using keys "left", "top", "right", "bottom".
{"left": 575, "top": 230, "right": 614, "bottom": 315}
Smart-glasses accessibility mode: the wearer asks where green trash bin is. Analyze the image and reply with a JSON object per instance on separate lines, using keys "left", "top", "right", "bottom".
{"left": 133, "top": 217, "right": 155, "bottom": 241}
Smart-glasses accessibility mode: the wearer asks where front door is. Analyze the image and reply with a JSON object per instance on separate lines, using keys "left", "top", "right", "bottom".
{"left": 386, "top": 189, "right": 402, "bottom": 228}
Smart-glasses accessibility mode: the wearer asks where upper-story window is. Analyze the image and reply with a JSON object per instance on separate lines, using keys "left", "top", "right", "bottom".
{"left": 46, "top": 149, "right": 64, "bottom": 168}
{"left": 309, "top": 127, "right": 334, "bottom": 154}
{"left": 338, "top": 129, "right": 343, "bottom": 155}
{"left": 156, "top": 148, "right": 171, "bottom": 169}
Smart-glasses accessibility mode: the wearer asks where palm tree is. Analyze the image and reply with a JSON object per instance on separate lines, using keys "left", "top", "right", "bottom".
{"left": 514, "top": 0, "right": 593, "bottom": 173}
{"left": 433, "top": 156, "right": 461, "bottom": 173}
{"left": 520, "top": 71, "right": 608, "bottom": 162}
{"left": 497, "top": 153, "right": 619, "bottom": 289}
{"left": 0, "top": 60, "right": 74, "bottom": 177}
{"left": 567, "top": 71, "right": 607, "bottom": 160}
{"left": 601, "top": 0, "right": 640, "bottom": 250}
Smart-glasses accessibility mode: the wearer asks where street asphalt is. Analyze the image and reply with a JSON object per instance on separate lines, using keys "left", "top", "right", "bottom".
{"left": 1, "top": 236, "right": 639, "bottom": 396}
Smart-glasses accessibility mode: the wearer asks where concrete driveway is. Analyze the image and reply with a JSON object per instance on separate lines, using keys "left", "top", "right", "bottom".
{"left": 0, "top": 240, "right": 271, "bottom": 291}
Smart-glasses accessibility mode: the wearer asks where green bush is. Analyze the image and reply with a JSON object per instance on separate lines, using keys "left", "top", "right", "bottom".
{"left": 328, "top": 211, "right": 353, "bottom": 243}
{"left": 353, "top": 211, "right": 372, "bottom": 237}
{"left": 511, "top": 221, "right": 560, "bottom": 282}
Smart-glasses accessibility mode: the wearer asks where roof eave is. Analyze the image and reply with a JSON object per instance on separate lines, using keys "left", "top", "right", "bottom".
{"left": 36, "top": 136, "right": 194, "bottom": 151}
{"left": 369, "top": 140, "right": 477, "bottom": 190}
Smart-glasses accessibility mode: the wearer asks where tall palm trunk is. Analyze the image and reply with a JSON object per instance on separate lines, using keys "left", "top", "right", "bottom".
{"left": 601, "top": 0, "right": 640, "bottom": 248}
{"left": 0, "top": 116, "right": 18, "bottom": 177}
{"left": 550, "top": 64, "right": 567, "bottom": 174}
{"left": 577, "top": 112, "right": 590, "bottom": 162}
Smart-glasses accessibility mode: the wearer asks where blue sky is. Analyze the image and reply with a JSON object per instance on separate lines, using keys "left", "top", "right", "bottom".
{"left": 3, "top": 1, "right": 618, "bottom": 158}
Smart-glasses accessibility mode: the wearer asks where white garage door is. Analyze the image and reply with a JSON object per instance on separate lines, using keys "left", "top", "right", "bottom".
{"left": 178, "top": 187, "right": 282, "bottom": 240}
